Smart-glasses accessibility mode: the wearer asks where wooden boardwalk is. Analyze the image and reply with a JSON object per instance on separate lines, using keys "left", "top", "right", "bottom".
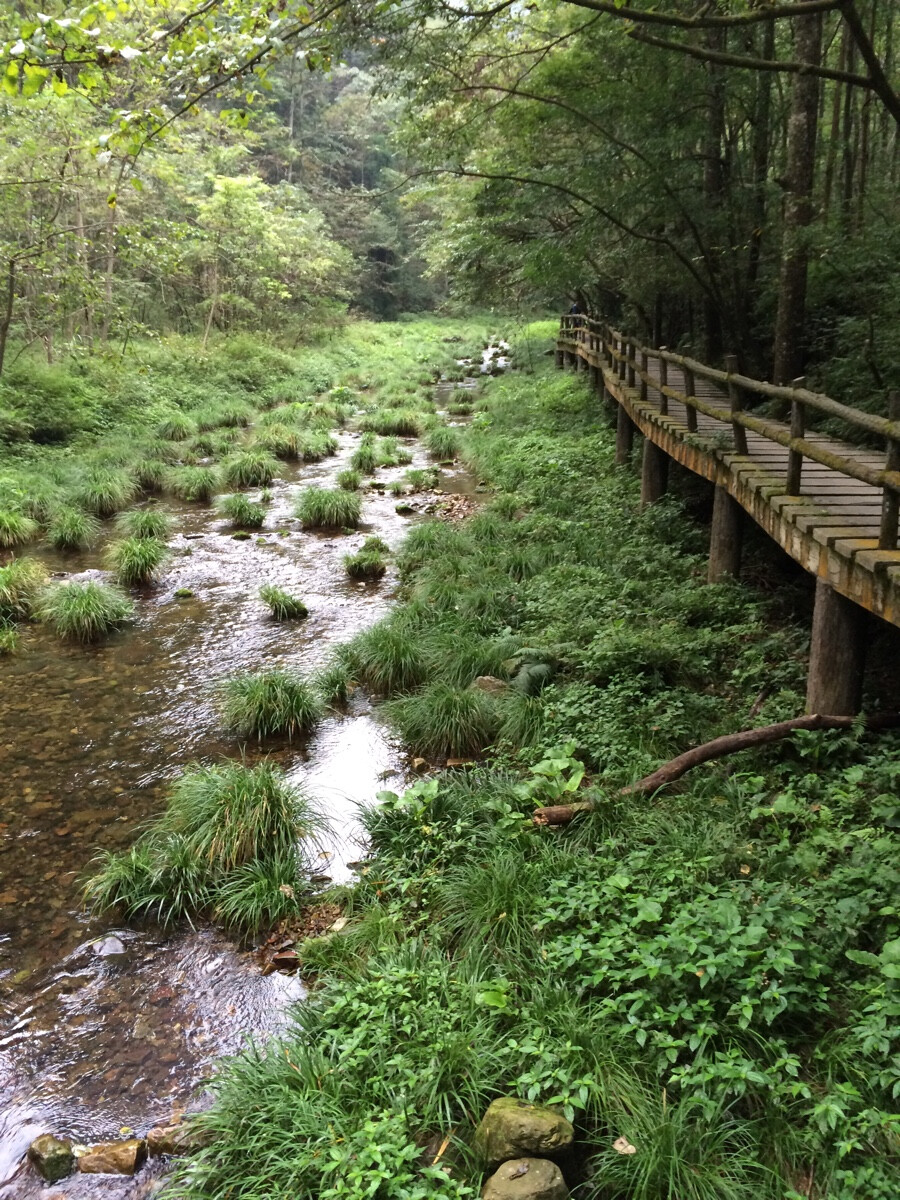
{"left": 557, "top": 317, "right": 900, "bottom": 714}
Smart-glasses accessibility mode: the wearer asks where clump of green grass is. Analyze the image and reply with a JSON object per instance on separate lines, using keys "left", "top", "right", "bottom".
{"left": 259, "top": 585, "right": 308, "bottom": 620}
{"left": 37, "top": 580, "right": 134, "bottom": 641}
{"left": 298, "top": 432, "right": 339, "bottom": 462}
{"left": 255, "top": 425, "right": 302, "bottom": 460}
{"left": 359, "top": 409, "right": 422, "bottom": 437}
{"left": 106, "top": 537, "right": 169, "bottom": 586}
{"left": 447, "top": 399, "right": 474, "bottom": 415}
{"left": 219, "top": 494, "right": 266, "bottom": 529}
{"left": 336, "top": 468, "right": 362, "bottom": 491}
{"left": 0, "top": 622, "right": 19, "bottom": 654}
{"left": 345, "top": 618, "right": 428, "bottom": 694}
{"left": 167, "top": 466, "right": 219, "bottom": 502}
{"left": 384, "top": 681, "right": 503, "bottom": 759}
{"left": 294, "top": 487, "right": 362, "bottom": 529}
{"left": 133, "top": 458, "right": 169, "bottom": 492}
{"left": 85, "top": 761, "right": 325, "bottom": 933}
{"left": 344, "top": 536, "right": 389, "bottom": 581}
{"left": 350, "top": 435, "right": 379, "bottom": 474}
{"left": 426, "top": 425, "right": 461, "bottom": 460}
{"left": 404, "top": 467, "right": 440, "bottom": 492}
{"left": 157, "top": 413, "right": 195, "bottom": 441}
{"left": 0, "top": 510, "right": 38, "bottom": 548}
{"left": 221, "top": 450, "right": 280, "bottom": 490}
{"left": 387, "top": 480, "right": 407, "bottom": 497}
{"left": 0, "top": 557, "right": 48, "bottom": 619}
{"left": 115, "top": 509, "right": 172, "bottom": 540}
{"left": 219, "top": 669, "right": 322, "bottom": 740}
{"left": 77, "top": 469, "right": 138, "bottom": 518}
{"left": 196, "top": 403, "right": 252, "bottom": 431}
{"left": 376, "top": 437, "right": 413, "bottom": 467}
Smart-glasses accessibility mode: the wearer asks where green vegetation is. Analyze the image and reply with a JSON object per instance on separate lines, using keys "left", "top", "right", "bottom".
{"left": 0, "top": 623, "right": 19, "bottom": 654}
{"left": 295, "top": 487, "right": 362, "bottom": 529}
{"left": 115, "top": 509, "right": 172, "bottom": 540}
{"left": 219, "top": 669, "right": 323, "bottom": 739}
{"left": 219, "top": 494, "right": 266, "bottom": 529}
{"left": 85, "top": 761, "right": 325, "bottom": 934}
{"left": 344, "top": 536, "right": 390, "bottom": 581}
{"left": 360, "top": 409, "right": 422, "bottom": 437}
{"left": 426, "top": 425, "right": 461, "bottom": 461}
{"left": 221, "top": 450, "right": 280, "bottom": 489}
{"left": 106, "top": 537, "right": 169, "bottom": 586}
{"left": 167, "top": 466, "right": 219, "bottom": 503}
{"left": 77, "top": 470, "right": 138, "bottom": 518}
{"left": 157, "top": 414, "right": 195, "bottom": 441}
{"left": 0, "top": 510, "right": 38, "bottom": 548}
{"left": 404, "top": 467, "right": 439, "bottom": 492}
{"left": 38, "top": 580, "right": 134, "bottom": 642}
{"left": 336, "top": 467, "right": 362, "bottom": 491}
{"left": 350, "top": 435, "right": 380, "bottom": 474}
{"left": 259, "top": 585, "right": 308, "bottom": 620}
{"left": 0, "top": 557, "right": 47, "bottom": 620}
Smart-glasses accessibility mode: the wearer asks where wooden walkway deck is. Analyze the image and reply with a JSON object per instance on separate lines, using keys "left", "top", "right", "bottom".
{"left": 557, "top": 317, "right": 900, "bottom": 714}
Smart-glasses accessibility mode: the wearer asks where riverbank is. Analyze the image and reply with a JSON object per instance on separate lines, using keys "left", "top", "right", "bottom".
{"left": 0, "top": 316, "right": 500, "bottom": 1196}
{"left": 169, "top": 322, "right": 900, "bottom": 1199}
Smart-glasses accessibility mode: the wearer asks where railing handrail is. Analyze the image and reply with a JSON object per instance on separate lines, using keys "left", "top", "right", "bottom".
{"left": 557, "top": 312, "right": 900, "bottom": 550}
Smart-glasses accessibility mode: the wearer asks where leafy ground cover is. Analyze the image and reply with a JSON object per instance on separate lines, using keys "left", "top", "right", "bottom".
{"left": 169, "top": 323, "right": 900, "bottom": 1200}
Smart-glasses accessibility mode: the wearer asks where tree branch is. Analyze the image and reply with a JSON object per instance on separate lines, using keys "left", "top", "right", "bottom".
{"left": 837, "top": 0, "right": 900, "bottom": 127}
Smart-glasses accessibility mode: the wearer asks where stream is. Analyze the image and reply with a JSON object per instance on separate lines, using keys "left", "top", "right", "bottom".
{"left": 0, "top": 362, "right": 500, "bottom": 1197}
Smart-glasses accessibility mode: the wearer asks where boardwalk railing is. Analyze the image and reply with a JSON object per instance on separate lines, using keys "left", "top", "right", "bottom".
{"left": 559, "top": 314, "right": 900, "bottom": 551}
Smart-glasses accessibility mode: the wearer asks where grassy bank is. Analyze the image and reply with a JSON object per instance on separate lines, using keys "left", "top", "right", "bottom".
{"left": 167, "top": 325, "right": 900, "bottom": 1199}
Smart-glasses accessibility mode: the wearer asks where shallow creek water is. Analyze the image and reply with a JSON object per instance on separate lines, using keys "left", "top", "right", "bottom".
{"left": 0, "top": 380, "right": 482, "bottom": 1198}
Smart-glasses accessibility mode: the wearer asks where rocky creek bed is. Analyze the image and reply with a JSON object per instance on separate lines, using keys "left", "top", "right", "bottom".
{"left": 0, "top": 375, "right": 487, "bottom": 1198}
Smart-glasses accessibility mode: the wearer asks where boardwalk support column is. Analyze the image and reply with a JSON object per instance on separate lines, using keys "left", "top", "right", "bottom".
{"left": 708, "top": 485, "right": 743, "bottom": 581}
{"left": 616, "top": 406, "right": 635, "bottom": 465}
{"left": 806, "top": 580, "right": 867, "bottom": 716}
{"left": 641, "top": 440, "right": 669, "bottom": 508}
{"left": 555, "top": 349, "right": 564, "bottom": 369}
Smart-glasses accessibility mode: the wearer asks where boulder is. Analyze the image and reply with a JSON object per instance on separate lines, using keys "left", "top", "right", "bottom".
{"left": 471, "top": 675, "right": 507, "bottom": 696}
{"left": 77, "top": 1137, "right": 147, "bottom": 1175}
{"left": 28, "top": 1134, "right": 75, "bottom": 1183}
{"left": 482, "top": 1158, "right": 568, "bottom": 1200}
{"left": 92, "top": 935, "right": 126, "bottom": 958}
{"left": 147, "top": 1123, "right": 195, "bottom": 1157}
{"left": 476, "top": 1098, "right": 574, "bottom": 1169}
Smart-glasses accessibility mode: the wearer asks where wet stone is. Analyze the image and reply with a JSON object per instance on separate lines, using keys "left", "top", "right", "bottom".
{"left": 28, "top": 1134, "right": 76, "bottom": 1183}
{"left": 92, "top": 935, "right": 127, "bottom": 958}
{"left": 476, "top": 1098, "right": 574, "bottom": 1169}
{"left": 482, "top": 1158, "right": 568, "bottom": 1200}
{"left": 78, "top": 1137, "right": 147, "bottom": 1175}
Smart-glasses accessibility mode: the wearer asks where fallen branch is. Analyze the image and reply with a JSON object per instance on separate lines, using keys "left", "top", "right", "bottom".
{"left": 532, "top": 712, "right": 900, "bottom": 825}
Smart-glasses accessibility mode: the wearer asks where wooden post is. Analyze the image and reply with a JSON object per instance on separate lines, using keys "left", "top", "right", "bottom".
{"left": 658, "top": 353, "right": 669, "bottom": 416}
{"left": 626, "top": 340, "right": 636, "bottom": 387}
{"left": 879, "top": 390, "right": 900, "bottom": 550}
{"left": 683, "top": 366, "right": 698, "bottom": 433}
{"left": 618, "top": 336, "right": 627, "bottom": 381}
{"left": 708, "top": 485, "right": 743, "bottom": 581}
{"left": 723, "top": 353, "right": 748, "bottom": 455}
{"left": 641, "top": 440, "right": 669, "bottom": 508}
{"left": 616, "top": 405, "right": 634, "bottom": 464}
{"left": 639, "top": 350, "right": 648, "bottom": 403}
{"left": 555, "top": 349, "right": 564, "bottom": 369}
{"left": 786, "top": 379, "right": 806, "bottom": 495}
{"left": 806, "top": 580, "right": 868, "bottom": 716}
{"left": 590, "top": 364, "right": 602, "bottom": 392}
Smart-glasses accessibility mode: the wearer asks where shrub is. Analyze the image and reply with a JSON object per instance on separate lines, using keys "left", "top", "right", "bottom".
{"left": 157, "top": 413, "right": 195, "bottom": 441}
{"left": 77, "top": 469, "right": 138, "bottom": 517}
{"left": 294, "top": 487, "right": 362, "bottom": 529}
{"left": 384, "top": 682, "right": 503, "bottom": 759}
{"left": 0, "top": 556, "right": 48, "bottom": 619}
{"left": 115, "top": 509, "right": 172, "bottom": 540}
{"left": 221, "top": 450, "right": 279, "bottom": 489}
{"left": 106, "top": 536, "right": 169, "bottom": 586}
{"left": 167, "top": 466, "right": 218, "bottom": 502}
{"left": 85, "top": 761, "right": 325, "bottom": 933}
{"left": 426, "top": 425, "right": 461, "bottom": 460}
{"left": 337, "top": 468, "right": 362, "bottom": 491}
{"left": 259, "top": 585, "right": 308, "bottom": 620}
{"left": 38, "top": 580, "right": 134, "bottom": 641}
{"left": 219, "top": 494, "right": 266, "bottom": 528}
{"left": 0, "top": 509, "right": 38, "bottom": 548}
{"left": 219, "top": 669, "right": 323, "bottom": 739}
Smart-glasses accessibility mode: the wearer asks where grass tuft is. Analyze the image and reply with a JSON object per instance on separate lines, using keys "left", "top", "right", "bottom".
{"left": 0, "top": 557, "right": 49, "bottom": 619}
{"left": 294, "top": 487, "right": 362, "bottom": 529}
{"left": 0, "top": 510, "right": 38, "bottom": 548}
{"left": 336, "top": 467, "right": 362, "bottom": 491}
{"left": 259, "top": 585, "right": 308, "bottom": 620}
{"left": 157, "top": 413, "right": 195, "bottom": 441}
{"left": 167, "top": 466, "right": 219, "bottom": 502}
{"left": 221, "top": 450, "right": 280, "bottom": 489}
{"left": 38, "top": 580, "right": 134, "bottom": 641}
{"left": 345, "top": 618, "right": 428, "bottom": 694}
{"left": 384, "top": 681, "right": 503, "bottom": 758}
{"left": 220, "top": 669, "right": 323, "bottom": 740}
{"left": 219, "top": 494, "right": 266, "bottom": 528}
{"left": 106, "top": 536, "right": 169, "bottom": 586}
{"left": 115, "top": 508, "right": 172, "bottom": 540}
{"left": 426, "top": 425, "right": 461, "bottom": 460}
{"left": 77, "top": 469, "right": 138, "bottom": 517}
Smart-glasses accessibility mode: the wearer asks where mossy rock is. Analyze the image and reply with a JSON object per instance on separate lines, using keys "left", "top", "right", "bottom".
{"left": 174, "top": 588, "right": 194, "bottom": 599}
{"left": 28, "top": 1135, "right": 75, "bottom": 1183}
{"left": 476, "top": 1098, "right": 574, "bottom": 1170}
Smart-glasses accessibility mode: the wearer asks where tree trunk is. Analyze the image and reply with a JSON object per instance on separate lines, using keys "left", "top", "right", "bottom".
{"left": 702, "top": 28, "right": 726, "bottom": 362}
{"left": 0, "top": 259, "right": 15, "bottom": 377}
{"left": 772, "top": 12, "right": 823, "bottom": 386}
{"left": 100, "top": 201, "right": 117, "bottom": 345}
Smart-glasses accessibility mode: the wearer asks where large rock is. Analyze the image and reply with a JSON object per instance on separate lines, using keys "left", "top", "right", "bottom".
{"left": 482, "top": 1158, "right": 568, "bottom": 1200}
{"left": 471, "top": 675, "right": 508, "bottom": 696}
{"left": 28, "top": 1134, "right": 75, "bottom": 1182}
{"left": 476, "top": 1098, "right": 574, "bottom": 1168}
{"left": 147, "top": 1122, "right": 197, "bottom": 1157}
{"left": 77, "top": 1137, "right": 147, "bottom": 1175}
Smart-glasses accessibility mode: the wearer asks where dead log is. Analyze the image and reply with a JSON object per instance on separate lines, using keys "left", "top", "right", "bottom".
{"left": 532, "top": 712, "right": 900, "bottom": 825}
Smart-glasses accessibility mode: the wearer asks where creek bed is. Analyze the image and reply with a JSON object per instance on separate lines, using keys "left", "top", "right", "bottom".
{"left": 0, "top": 383, "right": 482, "bottom": 1198}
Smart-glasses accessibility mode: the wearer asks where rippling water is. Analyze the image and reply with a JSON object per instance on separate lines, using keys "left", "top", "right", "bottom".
{"left": 0, "top": 379, "right": 481, "bottom": 1197}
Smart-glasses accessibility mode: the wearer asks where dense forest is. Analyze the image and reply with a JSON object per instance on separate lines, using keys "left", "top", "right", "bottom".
{"left": 1, "top": 3, "right": 899, "bottom": 1200}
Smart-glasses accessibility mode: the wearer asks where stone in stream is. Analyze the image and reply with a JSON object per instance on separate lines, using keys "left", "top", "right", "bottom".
{"left": 481, "top": 1158, "right": 568, "bottom": 1200}
{"left": 91, "top": 935, "right": 126, "bottom": 958}
{"left": 77, "top": 1137, "right": 147, "bottom": 1175}
{"left": 28, "top": 1134, "right": 76, "bottom": 1182}
{"left": 147, "top": 1121, "right": 205, "bottom": 1157}
{"left": 476, "top": 1098, "right": 574, "bottom": 1169}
